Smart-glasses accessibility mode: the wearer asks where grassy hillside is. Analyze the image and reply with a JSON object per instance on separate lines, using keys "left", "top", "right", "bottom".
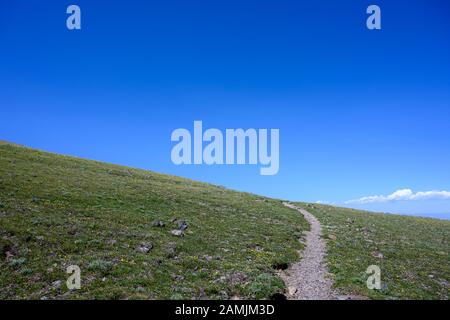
{"left": 0, "top": 141, "right": 308, "bottom": 300}
{"left": 2, "top": 141, "right": 448, "bottom": 300}
{"left": 296, "top": 203, "right": 450, "bottom": 300}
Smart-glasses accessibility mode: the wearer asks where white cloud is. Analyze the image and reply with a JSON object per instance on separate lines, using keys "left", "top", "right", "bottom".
{"left": 346, "top": 189, "right": 450, "bottom": 204}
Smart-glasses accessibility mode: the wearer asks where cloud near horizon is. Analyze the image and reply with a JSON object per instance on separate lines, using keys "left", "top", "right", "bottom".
{"left": 346, "top": 189, "right": 450, "bottom": 204}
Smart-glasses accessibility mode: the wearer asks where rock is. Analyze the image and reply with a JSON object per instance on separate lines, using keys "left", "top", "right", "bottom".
{"left": 5, "top": 251, "right": 14, "bottom": 261}
{"left": 152, "top": 220, "right": 165, "bottom": 228}
{"left": 106, "top": 239, "right": 117, "bottom": 245}
{"left": 177, "top": 220, "right": 188, "bottom": 231}
{"left": 371, "top": 251, "right": 384, "bottom": 259}
{"left": 170, "top": 230, "right": 184, "bottom": 237}
{"left": 228, "top": 272, "right": 248, "bottom": 286}
{"left": 288, "top": 286, "right": 298, "bottom": 296}
{"left": 219, "top": 290, "right": 229, "bottom": 299}
{"left": 137, "top": 242, "right": 153, "bottom": 254}
{"left": 171, "top": 274, "right": 185, "bottom": 281}
{"left": 254, "top": 245, "right": 263, "bottom": 252}
{"left": 136, "top": 286, "right": 145, "bottom": 292}
{"left": 204, "top": 255, "right": 213, "bottom": 262}
{"left": 52, "top": 280, "right": 62, "bottom": 289}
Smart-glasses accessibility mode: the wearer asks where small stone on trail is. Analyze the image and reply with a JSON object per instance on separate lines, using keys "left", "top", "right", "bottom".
{"left": 288, "top": 286, "right": 298, "bottom": 296}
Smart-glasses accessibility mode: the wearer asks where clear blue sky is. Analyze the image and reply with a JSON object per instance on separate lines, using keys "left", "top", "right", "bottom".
{"left": 1, "top": 1, "right": 450, "bottom": 218}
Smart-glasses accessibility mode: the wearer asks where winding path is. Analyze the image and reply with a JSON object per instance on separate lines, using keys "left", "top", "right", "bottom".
{"left": 281, "top": 203, "right": 334, "bottom": 300}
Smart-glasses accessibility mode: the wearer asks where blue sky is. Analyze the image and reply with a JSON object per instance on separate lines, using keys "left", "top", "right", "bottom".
{"left": 1, "top": 1, "right": 450, "bottom": 218}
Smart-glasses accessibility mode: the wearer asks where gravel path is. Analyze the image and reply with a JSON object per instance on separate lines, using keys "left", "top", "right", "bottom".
{"left": 281, "top": 203, "right": 334, "bottom": 300}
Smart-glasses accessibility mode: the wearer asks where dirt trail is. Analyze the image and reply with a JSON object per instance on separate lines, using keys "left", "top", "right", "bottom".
{"left": 281, "top": 203, "right": 334, "bottom": 300}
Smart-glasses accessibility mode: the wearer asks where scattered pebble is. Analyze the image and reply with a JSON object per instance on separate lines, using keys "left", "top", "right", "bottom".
{"left": 106, "top": 239, "right": 117, "bottom": 245}
{"left": 288, "top": 286, "right": 298, "bottom": 296}
{"left": 170, "top": 230, "right": 184, "bottom": 237}
{"left": 371, "top": 251, "right": 384, "bottom": 259}
{"left": 137, "top": 242, "right": 153, "bottom": 254}
{"left": 177, "top": 221, "right": 188, "bottom": 231}
{"left": 52, "top": 280, "right": 62, "bottom": 289}
{"left": 228, "top": 272, "right": 248, "bottom": 286}
{"left": 152, "top": 220, "right": 165, "bottom": 228}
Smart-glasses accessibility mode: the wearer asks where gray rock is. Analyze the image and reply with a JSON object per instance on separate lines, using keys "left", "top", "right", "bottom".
{"left": 170, "top": 230, "right": 184, "bottom": 237}
{"left": 52, "top": 280, "right": 62, "bottom": 289}
{"left": 137, "top": 242, "right": 153, "bottom": 254}
{"left": 106, "top": 239, "right": 117, "bottom": 245}
{"left": 152, "top": 220, "right": 165, "bottom": 228}
{"left": 371, "top": 251, "right": 384, "bottom": 259}
{"left": 228, "top": 272, "right": 248, "bottom": 286}
{"left": 177, "top": 221, "right": 188, "bottom": 231}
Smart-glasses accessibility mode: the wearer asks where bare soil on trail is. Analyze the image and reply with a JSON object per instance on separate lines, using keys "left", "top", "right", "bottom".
{"left": 281, "top": 203, "right": 334, "bottom": 300}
